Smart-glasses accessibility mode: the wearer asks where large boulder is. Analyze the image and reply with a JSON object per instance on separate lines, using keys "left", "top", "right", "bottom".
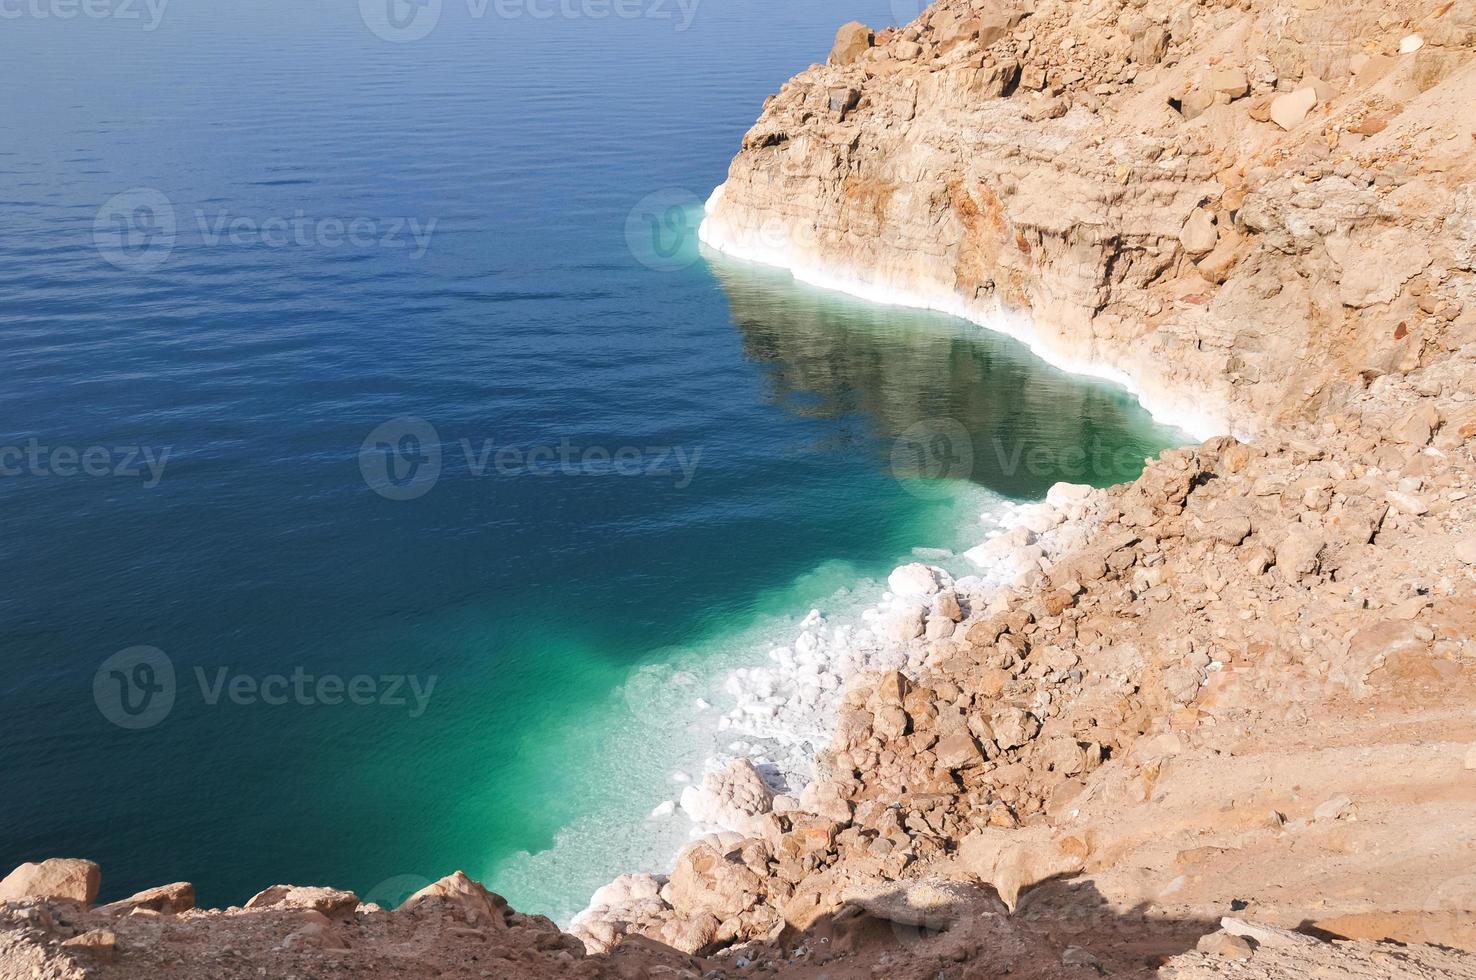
{"left": 666, "top": 842, "right": 765, "bottom": 921}
{"left": 0, "top": 859, "right": 100, "bottom": 907}
{"left": 97, "top": 881, "right": 195, "bottom": 916}
{"left": 958, "top": 828, "right": 1085, "bottom": 910}
{"left": 398, "top": 872, "right": 508, "bottom": 929}
{"left": 830, "top": 22, "right": 873, "bottom": 66}
{"left": 680, "top": 758, "right": 776, "bottom": 836}
{"left": 1269, "top": 87, "right": 1317, "bottom": 130}
{"left": 888, "top": 563, "right": 942, "bottom": 598}
{"left": 245, "top": 884, "right": 360, "bottom": 919}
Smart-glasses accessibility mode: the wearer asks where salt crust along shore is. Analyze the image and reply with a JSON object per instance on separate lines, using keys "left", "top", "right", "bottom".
{"left": 698, "top": 186, "right": 1234, "bottom": 444}
{"left": 568, "top": 179, "right": 1224, "bottom": 933}
{"left": 571, "top": 468, "right": 1135, "bottom": 933}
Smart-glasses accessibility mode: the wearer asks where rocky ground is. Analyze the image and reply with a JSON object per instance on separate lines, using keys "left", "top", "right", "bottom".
{"left": 4, "top": 0, "right": 1474, "bottom": 976}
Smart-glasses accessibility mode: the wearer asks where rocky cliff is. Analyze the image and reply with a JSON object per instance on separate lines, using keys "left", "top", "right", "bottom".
{"left": 4, "top": 0, "right": 1475, "bottom": 977}
{"left": 700, "top": 0, "right": 1476, "bottom": 439}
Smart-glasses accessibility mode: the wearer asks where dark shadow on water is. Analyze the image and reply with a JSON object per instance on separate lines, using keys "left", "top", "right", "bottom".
{"left": 705, "top": 250, "right": 1190, "bottom": 501}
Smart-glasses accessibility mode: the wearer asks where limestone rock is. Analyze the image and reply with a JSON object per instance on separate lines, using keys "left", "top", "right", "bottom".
{"left": 1269, "top": 87, "right": 1317, "bottom": 130}
{"left": 60, "top": 929, "right": 117, "bottom": 963}
{"left": 399, "top": 872, "right": 509, "bottom": 929}
{"left": 830, "top": 22, "right": 873, "bottom": 66}
{"left": 841, "top": 878, "right": 998, "bottom": 928}
{"left": 1180, "top": 208, "right": 1218, "bottom": 256}
{"left": 245, "top": 885, "right": 360, "bottom": 919}
{"left": 1220, "top": 916, "right": 1319, "bottom": 948}
{"left": 0, "top": 859, "right": 100, "bottom": 907}
{"left": 97, "top": 882, "right": 195, "bottom": 916}
{"left": 958, "top": 828, "right": 1086, "bottom": 910}
{"left": 1196, "top": 930, "right": 1254, "bottom": 959}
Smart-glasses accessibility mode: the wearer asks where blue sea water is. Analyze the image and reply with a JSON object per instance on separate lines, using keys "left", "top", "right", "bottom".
{"left": 0, "top": 0, "right": 1185, "bottom": 920}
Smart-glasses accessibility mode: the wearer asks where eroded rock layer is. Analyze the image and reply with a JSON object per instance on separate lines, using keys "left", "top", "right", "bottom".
{"left": 701, "top": 0, "right": 1476, "bottom": 438}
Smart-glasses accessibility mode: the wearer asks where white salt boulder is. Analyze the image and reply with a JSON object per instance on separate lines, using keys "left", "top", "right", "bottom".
{"left": 887, "top": 563, "right": 942, "bottom": 598}
{"left": 678, "top": 758, "right": 776, "bottom": 836}
{"left": 1046, "top": 482, "right": 1094, "bottom": 508}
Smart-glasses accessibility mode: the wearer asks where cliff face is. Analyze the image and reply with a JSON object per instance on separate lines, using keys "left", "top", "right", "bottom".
{"left": 701, "top": 0, "right": 1476, "bottom": 439}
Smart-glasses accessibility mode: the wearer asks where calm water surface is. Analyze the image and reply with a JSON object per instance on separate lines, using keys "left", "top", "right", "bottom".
{"left": 0, "top": 0, "right": 1184, "bottom": 918}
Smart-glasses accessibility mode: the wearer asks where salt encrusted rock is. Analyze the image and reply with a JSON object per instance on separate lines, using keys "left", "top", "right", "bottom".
{"left": 888, "top": 563, "right": 943, "bottom": 598}
{"left": 0, "top": 859, "right": 100, "bottom": 907}
{"left": 1046, "top": 482, "right": 1093, "bottom": 508}
{"left": 679, "top": 759, "right": 776, "bottom": 836}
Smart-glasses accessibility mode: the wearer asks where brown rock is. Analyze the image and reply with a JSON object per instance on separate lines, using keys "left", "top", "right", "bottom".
{"left": 830, "top": 22, "right": 873, "bottom": 66}
{"left": 958, "top": 828, "right": 1086, "bottom": 910}
{"left": 0, "top": 859, "right": 101, "bottom": 907}
{"left": 1197, "top": 930, "right": 1255, "bottom": 959}
{"left": 60, "top": 928, "right": 118, "bottom": 963}
{"left": 245, "top": 884, "right": 360, "bottom": 919}
{"left": 97, "top": 881, "right": 195, "bottom": 916}
{"left": 400, "top": 872, "right": 508, "bottom": 929}
{"left": 935, "top": 729, "right": 986, "bottom": 770}
{"left": 1131, "top": 25, "right": 1169, "bottom": 65}
{"left": 1269, "top": 87, "right": 1317, "bottom": 130}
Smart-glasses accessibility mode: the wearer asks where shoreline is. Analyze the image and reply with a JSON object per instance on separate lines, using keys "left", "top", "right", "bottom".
{"left": 697, "top": 185, "right": 1233, "bottom": 445}
{"left": 563, "top": 186, "right": 1209, "bottom": 937}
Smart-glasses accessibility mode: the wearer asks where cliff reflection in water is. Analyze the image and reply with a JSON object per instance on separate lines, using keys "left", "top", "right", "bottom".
{"left": 706, "top": 252, "right": 1187, "bottom": 501}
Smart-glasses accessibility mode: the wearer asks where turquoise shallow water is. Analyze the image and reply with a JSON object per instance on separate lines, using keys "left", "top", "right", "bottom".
{"left": 0, "top": 0, "right": 1186, "bottom": 919}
